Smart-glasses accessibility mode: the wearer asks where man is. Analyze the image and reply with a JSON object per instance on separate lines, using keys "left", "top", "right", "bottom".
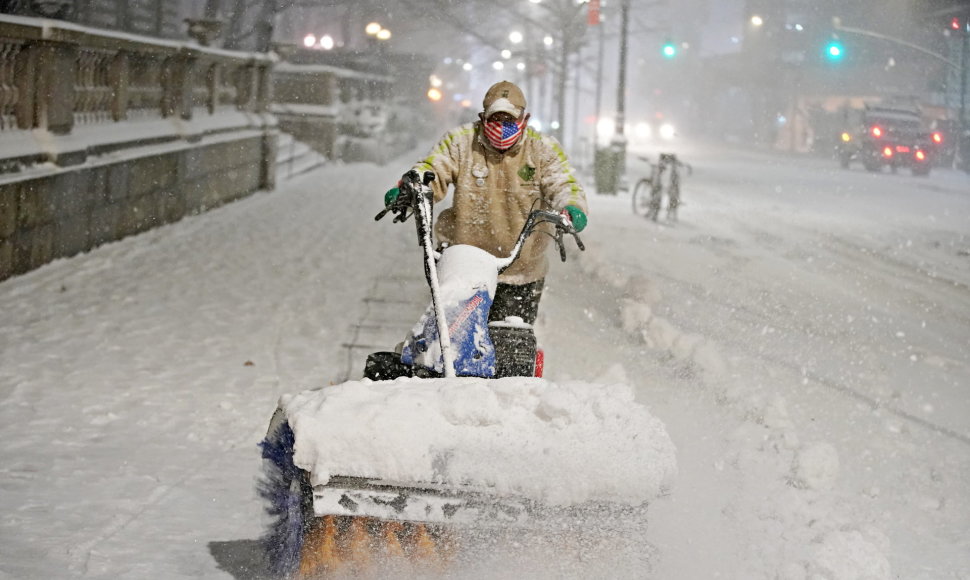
{"left": 385, "top": 81, "right": 588, "bottom": 325}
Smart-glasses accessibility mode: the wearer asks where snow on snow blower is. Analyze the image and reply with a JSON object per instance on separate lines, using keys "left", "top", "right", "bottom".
{"left": 260, "top": 170, "right": 677, "bottom": 578}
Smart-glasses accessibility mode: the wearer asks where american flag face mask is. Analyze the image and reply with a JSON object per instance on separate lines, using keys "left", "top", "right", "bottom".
{"left": 483, "top": 119, "right": 525, "bottom": 150}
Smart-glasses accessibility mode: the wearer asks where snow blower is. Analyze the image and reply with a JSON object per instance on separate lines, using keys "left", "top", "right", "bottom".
{"left": 260, "top": 170, "right": 677, "bottom": 578}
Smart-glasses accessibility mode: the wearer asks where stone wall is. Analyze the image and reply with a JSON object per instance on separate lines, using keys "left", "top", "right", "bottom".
{"left": 0, "top": 132, "right": 275, "bottom": 281}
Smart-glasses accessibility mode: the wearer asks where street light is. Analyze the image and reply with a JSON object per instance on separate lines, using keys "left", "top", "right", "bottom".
{"left": 365, "top": 22, "right": 382, "bottom": 36}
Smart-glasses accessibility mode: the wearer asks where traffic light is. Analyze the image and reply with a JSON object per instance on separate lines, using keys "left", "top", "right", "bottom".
{"left": 824, "top": 39, "right": 845, "bottom": 61}
{"left": 662, "top": 40, "right": 677, "bottom": 58}
{"left": 950, "top": 16, "right": 961, "bottom": 31}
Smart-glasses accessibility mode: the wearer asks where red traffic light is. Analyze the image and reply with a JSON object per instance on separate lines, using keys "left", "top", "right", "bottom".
{"left": 951, "top": 17, "right": 961, "bottom": 30}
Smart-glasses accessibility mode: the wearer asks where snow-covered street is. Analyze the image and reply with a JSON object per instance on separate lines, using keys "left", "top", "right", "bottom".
{"left": 1, "top": 141, "right": 968, "bottom": 579}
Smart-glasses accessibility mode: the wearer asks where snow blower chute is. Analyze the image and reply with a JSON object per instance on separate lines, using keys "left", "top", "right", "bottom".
{"left": 260, "top": 170, "right": 677, "bottom": 578}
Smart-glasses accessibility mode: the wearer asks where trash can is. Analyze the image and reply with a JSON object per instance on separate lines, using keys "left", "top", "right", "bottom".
{"left": 594, "top": 140, "right": 626, "bottom": 195}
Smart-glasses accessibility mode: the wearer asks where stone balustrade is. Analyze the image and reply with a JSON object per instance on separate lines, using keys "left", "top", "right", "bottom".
{"left": 0, "top": 14, "right": 273, "bottom": 155}
{"left": 271, "top": 61, "right": 395, "bottom": 162}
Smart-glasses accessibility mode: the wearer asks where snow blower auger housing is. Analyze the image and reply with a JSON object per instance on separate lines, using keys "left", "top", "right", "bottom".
{"left": 260, "top": 170, "right": 677, "bottom": 579}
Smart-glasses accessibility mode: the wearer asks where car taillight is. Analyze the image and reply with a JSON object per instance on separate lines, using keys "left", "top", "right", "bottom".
{"left": 871, "top": 126, "right": 883, "bottom": 138}
{"left": 915, "top": 150, "right": 926, "bottom": 161}
{"left": 932, "top": 132, "right": 943, "bottom": 144}
{"left": 896, "top": 145, "right": 910, "bottom": 153}
{"left": 882, "top": 146, "right": 893, "bottom": 157}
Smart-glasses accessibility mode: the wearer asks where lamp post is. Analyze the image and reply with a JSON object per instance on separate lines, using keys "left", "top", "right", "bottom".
{"left": 615, "top": 0, "right": 629, "bottom": 145}
{"left": 592, "top": 0, "right": 628, "bottom": 195}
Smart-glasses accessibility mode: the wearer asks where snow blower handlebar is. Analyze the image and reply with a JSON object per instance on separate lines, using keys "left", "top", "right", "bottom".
{"left": 497, "top": 209, "right": 586, "bottom": 274}
{"left": 375, "top": 170, "right": 457, "bottom": 377}
{"left": 376, "top": 170, "right": 585, "bottom": 273}
{"left": 374, "top": 170, "right": 435, "bottom": 224}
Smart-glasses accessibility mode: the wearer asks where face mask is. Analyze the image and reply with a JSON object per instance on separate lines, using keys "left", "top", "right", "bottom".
{"left": 483, "top": 119, "right": 525, "bottom": 150}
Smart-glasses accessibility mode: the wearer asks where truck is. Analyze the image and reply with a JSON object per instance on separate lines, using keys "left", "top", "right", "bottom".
{"left": 836, "top": 105, "right": 943, "bottom": 176}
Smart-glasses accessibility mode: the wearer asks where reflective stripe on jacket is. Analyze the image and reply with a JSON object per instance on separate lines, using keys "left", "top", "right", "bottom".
{"left": 414, "top": 121, "right": 587, "bottom": 284}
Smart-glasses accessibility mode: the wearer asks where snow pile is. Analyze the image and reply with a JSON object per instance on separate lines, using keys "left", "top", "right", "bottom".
{"left": 710, "top": 397, "right": 894, "bottom": 580}
{"left": 280, "top": 376, "right": 677, "bottom": 506}
{"left": 579, "top": 249, "right": 729, "bottom": 378}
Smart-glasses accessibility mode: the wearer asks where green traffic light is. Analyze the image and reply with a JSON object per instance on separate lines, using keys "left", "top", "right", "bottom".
{"left": 662, "top": 43, "right": 676, "bottom": 58}
{"left": 825, "top": 41, "right": 844, "bottom": 60}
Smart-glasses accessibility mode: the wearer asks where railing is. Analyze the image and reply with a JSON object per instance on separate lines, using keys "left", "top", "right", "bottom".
{"left": 0, "top": 14, "right": 273, "bottom": 170}
{"left": 273, "top": 61, "right": 390, "bottom": 111}
{"left": 74, "top": 47, "right": 114, "bottom": 125}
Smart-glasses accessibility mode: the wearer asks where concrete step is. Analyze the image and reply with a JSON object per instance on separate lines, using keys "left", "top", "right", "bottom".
{"left": 276, "top": 131, "right": 328, "bottom": 179}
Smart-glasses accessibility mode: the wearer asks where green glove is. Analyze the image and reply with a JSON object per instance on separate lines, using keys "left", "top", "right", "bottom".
{"left": 564, "top": 205, "right": 587, "bottom": 232}
{"left": 384, "top": 187, "right": 400, "bottom": 207}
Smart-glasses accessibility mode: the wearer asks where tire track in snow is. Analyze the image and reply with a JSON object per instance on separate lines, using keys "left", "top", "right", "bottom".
{"left": 579, "top": 237, "right": 970, "bottom": 447}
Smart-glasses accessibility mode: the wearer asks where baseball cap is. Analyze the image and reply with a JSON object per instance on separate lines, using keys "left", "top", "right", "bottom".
{"left": 483, "top": 81, "right": 527, "bottom": 118}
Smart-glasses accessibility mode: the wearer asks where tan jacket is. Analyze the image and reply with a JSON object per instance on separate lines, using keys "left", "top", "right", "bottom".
{"left": 414, "top": 121, "right": 587, "bottom": 284}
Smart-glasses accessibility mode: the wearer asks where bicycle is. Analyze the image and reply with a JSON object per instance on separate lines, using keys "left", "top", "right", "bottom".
{"left": 631, "top": 153, "right": 692, "bottom": 221}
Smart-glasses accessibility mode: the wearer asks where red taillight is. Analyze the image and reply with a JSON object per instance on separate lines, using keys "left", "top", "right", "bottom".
{"left": 871, "top": 126, "right": 883, "bottom": 138}
{"left": 896, "top": 145, "right": 910, "bottom": 153}
{"left": 932, "top": 132, "right": 943, "bottom": 144}
{"left": 882, "top": 146, "right": 893, "bottom": 157}
{"left": 534, "top": 348, "right": 544, "bottom": 377}
{"left": 916, "top": 150, "right": 926, "bottom": 161}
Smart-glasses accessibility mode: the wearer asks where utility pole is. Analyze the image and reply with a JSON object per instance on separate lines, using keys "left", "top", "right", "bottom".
{"left": 572, "top": 47, "right": 582, "bottom": 156}
{"left": 615, "top": 0, "right": 629, "bottom": 144}
{"left": 595, "top": 14, "right": 605, "bottom": 142}
{"left": 555, "top": 28, "right": 570, "bottom": 143}
{"left": 960, "top": 19, "right": 968, "bottom": 157}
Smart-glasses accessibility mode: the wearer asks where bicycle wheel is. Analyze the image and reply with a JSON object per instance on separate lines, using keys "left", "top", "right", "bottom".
{"left": 631, "top": 178, "right": 653, "bottom": 216}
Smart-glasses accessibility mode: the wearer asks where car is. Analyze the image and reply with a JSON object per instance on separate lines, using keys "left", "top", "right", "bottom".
{"left": 836, "top": 105, "right": 941, "bottom": 176}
